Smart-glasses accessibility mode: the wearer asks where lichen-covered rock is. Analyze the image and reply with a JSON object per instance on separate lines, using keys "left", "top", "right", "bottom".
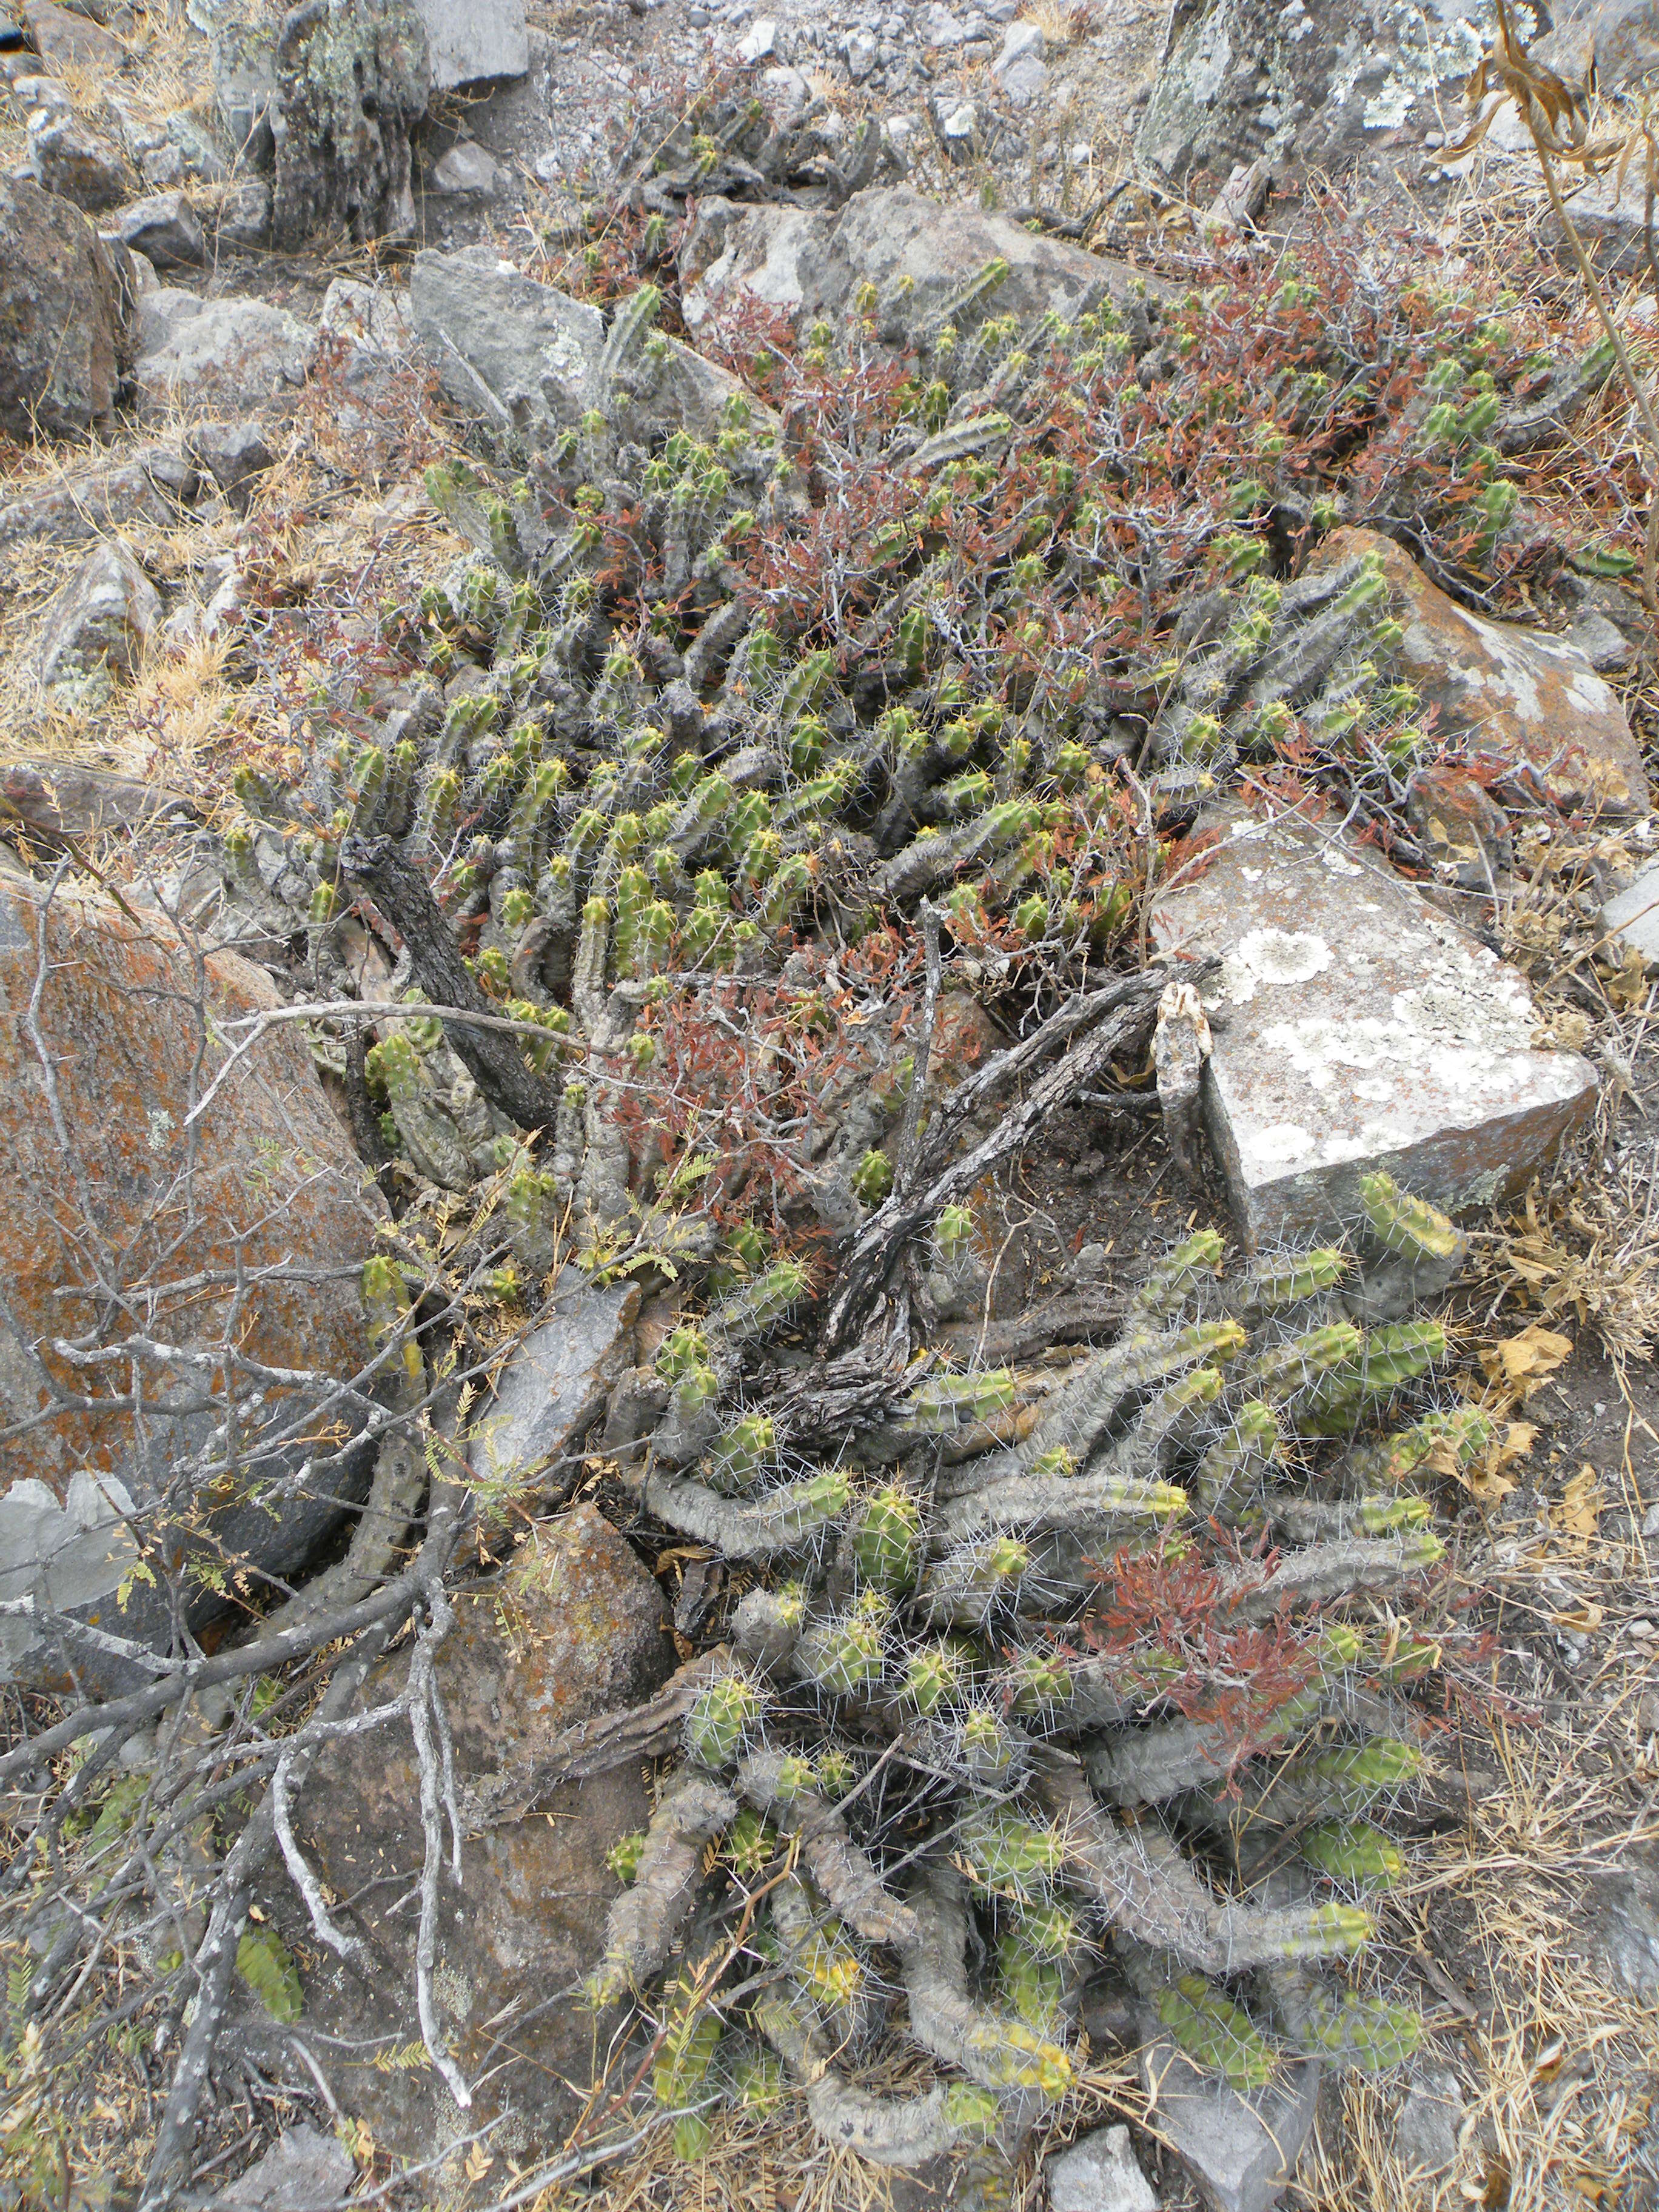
{"left": 409, "top": 246, "right": 774, "bottom": 445}
{"left": 0, "top": 447, "right": 193, "bottom": 554}
{"left": 683, "top": 183, "right": 1142, "bottom": 340}
{"left": 19, "top": 0, "right": 128, "bottom": 73}
{"left": 0, "top": 178, "right": 131, "bottom": 440}
{"left": 212, "top": 7, "right": 280, "bottom": 171}
{"left": 283, "top": 1503, "right": 674, "bottom": 2167}
{"left": 271, "top": 0, "right": 431, "bottom": 252}
{"left": 1310, "top": 527, "right": 1650, "bottom": 814}
{"left": 410, "top": 0, "right": 527, "bottom": 90}
{"left": 1150, "top": 803, "right": 1597, "bottom": 1245}
{"left": 132, "top": 287, "right": 317, "bottom": 420}
{"left": 0, "top": 864, "right": 384, "bottom": 1686}
{"left": 33, "top": 538, "right": 160, "bottom": 692}
{"left": 1134, "top": 0, "right": 1501, "bottom": 195}
{"left": 27, "top": 112, "right": 129, "bottom": 211}
{"left": 474, "top": 1270, "right": 642, "bottom": 1492}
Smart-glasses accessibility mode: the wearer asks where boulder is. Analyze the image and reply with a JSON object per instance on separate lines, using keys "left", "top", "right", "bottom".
{"left": 1149, "top": 804, "right": 1598, "bottom": 1246}
{"left": 0, "top": 179, "right": 131, "bottom": 440}
{"left": 19, "top": 0, "right": 127, "bottom": 73}
{"left": 682, "top": 184, "right": 1140, "bottom": 340}
{"left": 0, "top": 863, "right": 383, "bottom": 1687}
{"left": 1134, "top": 0, "right": 1490, "bottom": 195}
{"left": 133, "top": 287, "right": 317, "bottom": 420}
{"left": 280, "top": 1504, "right": 673, "bottom": 2168}
{"left": 1310, "top": 528, "right": 1650, "bottom": 815}
{"left": 27, "top": 112, "right": 129, "bottom": 210}
{"left": 271, "top": 0, "right": 431, "bottom": 252}
{"left": 409, "top": 0, "right": 528, "bottom": 90}
{"left": 1139, "top": 2026, "right": 1318, "bottom": 2212}
{"left": 474, "top": 1270, "right": 641, "bottom": 1493}
{"left": 409, "top": 247, "right": 773, "bottom": 446}
{"left": 112, "top": 190, "right": 206, "bottom": 269}
{"left": 34, "top": 538, "right": 161, "bottom": 691}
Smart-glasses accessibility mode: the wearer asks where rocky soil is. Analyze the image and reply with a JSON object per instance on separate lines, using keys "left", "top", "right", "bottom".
{"left": 2, "top": 0, "right": 1659, "bottom": 2209}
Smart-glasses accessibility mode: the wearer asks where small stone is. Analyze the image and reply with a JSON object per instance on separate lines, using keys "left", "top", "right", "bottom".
{"left": 1149, "top": 804, "right": 1597, "bottom": 1246}
{"left": 737, "top": 15, "right": 777, "bottom": 60}
{"left": 1404, "top": 765, "right": 1512, "bottom": 890}
{"left": 27, "top": 111, "right": 128, "bottom": 210}
{"left": 1394, "top": 2070, "right": 1463, "bottom": 2179}
{"left": 1595, "top": 0, "right": 1659, "bottom": 94}
{"left": 1586, "top": 1845, "right": 1659, "bottom": 1997}
{"left": 886, "top": 110, "right": 918, "bottom": 140}
{"left": 1566, "top": 607, "right": 1633, "bottom": 672}
{"left": 475, "top": 1271, "right": 642, "bottom": 1490}
{"left": 35, "top": 538, "right": 160, "bottom": 692}
{"left": 760, "top": 62, "right": 810, "bottom": 104}
{"left": 1603, "top": 860, "right": 1659, "bottom": 962}
{"left": 922, "top": 0, "right": 968, "bottom": 41}
{"left": 845, "top": 27, "right": 879, "bottom": 78}
{"left": 1047, "top": 2123, "right": 1161, "bottom": 2212}
{"left": 112, "top": 190, "right": 206, "bottom": 268}
{"left": 941, "top": 99, "right": 980, "bottom": 158}
{"left": 1141, "top": 2029, "right": 1318, "bottom": 2212}
{"left": 995, "top": 50, "right": 1048, "bottom": 101}
{"left": 688, "top": 4, "right": 710, "bottom": 21}
{"left": 429, "top": 139, "right": 501, "bottom": 195}
{"left": 996, "top": 17, "right": 1044, "bottom": 62}
{"left": 186, "top": 417, "right": 274, "bottom": 507}
{"left": 138, "top": 141, "right": 186, "bottom": 190}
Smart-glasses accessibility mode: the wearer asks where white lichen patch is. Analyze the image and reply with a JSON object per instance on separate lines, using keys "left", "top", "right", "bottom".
{"left": 1218, "top": 927, "right": 1333, "bottom": 1004}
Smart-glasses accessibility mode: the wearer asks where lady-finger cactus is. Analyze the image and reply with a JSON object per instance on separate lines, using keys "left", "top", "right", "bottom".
{"left": 1155, "top": 1975, "right": 1279, "bottom": 2092}
{"left": 685, "top": 1672, "right": 765, "bottom": 1769}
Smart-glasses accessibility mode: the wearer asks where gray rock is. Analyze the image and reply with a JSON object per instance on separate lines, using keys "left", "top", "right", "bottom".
{"left": 0, "top": 178, "right": 131, "bottom": 440}
{"left": 845, "top": 27, "right": 879, "bottom": 78}
{"left": 215, "top": 176, "right": 272, "bottom": 247}
{"left": 1136, "top": 0, "right": 1489, "bottom": 192}
{"left": 19, "top": 0, "right": 127, "bottom": 73}
{"left": 409, "top": 246, "right": 772, "bottom": 446}
{"left": 996, "top": 18, "right": 1044, "bottom": 64}
{"left": 0, "top": 449, "right": 189, "bottom": 552}
{"left": 685, "top": 184, "right": 1141, "bottom": 342}
{"left": 35, "top": 538, "right": 160, "bottom": 691}
{"left": 474, "top": 1271, "right": 641, "bottom": 1490}
{"left": 113, "top": 190, "right": 206, "bottom": 268}
{"left": 737, "top": 14, "right": 777, "bottom": 59}
{"left": 1139, "top": 2028, "right": 1318, "bottom": 2212}
{"left": 27, "top": 111, "right": 128, "bottom": 209}
{"left": 940, "top": 98, "right": 980, "bottom": 157}
{"left": 922, "top": 0, "right": 968, "bottom": 41}
{"left": 411, "top": 0, "right": 528, "bottom": 89}
{"left": 318, "top": 274, "right": 412, "bottom": 351}
{"left": 429, "top": 138, "right": 501, "bottom": 195}
{"left": 271, "top": 0, "right": 430, "bottom": 252}
{"left": 1566, "top": 607, "right": 1633, "bottom": 672}
{"left": 1148, "top": 806, "right": 1598, "bottom": 1247}
{"left": 1393, "top": 2069, "right": 1463, "bottom": 2179}
{"left": 133, "top": 288, "right": 316, "bottom": 420}
{"left": 284, "top": 1503, "right": 672, "bottom": 2161}
{"left": 1604, "top": 859, "right": 1659, "bottom": 963}
{"left": 1047, "top": 2122, "right": 1161, "bottom": 2212}
{"left": 186, "top": 416, "right": 275, "bottom": 506}
{"left": 210, "top": 9, "right": 279, "bottom": 170}
{"left": 1586, "top": 1846, "right": 1659, "bottom": 1996}
{"left": 1595, "top": 0, "right": 1659, "bottom": 91}
{"left": 214, "top": 2124, "right": 355, "bottom": 2210}
{"left": 996, "top": 52, "right": 1048, "bottom": 102}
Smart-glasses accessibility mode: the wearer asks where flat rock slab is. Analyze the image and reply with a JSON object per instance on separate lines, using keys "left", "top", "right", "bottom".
{"left": 475, "top": 1269, "right": 640, "bottom": 1490}
{"left": 133, "top": 288, "right": 317, "bottom": 420}
{"left": 1150, "top": 807, "right": 1596, "bottom": 1245}
{"left": 1139, "top": 2029, "right": 1318, "bottom": 2212}
{"left": 1312, "top": 528, "right": 1649, "bottom": 814}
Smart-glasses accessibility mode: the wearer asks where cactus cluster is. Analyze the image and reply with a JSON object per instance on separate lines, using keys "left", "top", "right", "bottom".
{"left": 575, "top": 1170, "right": 1473, "bottom": 2165}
